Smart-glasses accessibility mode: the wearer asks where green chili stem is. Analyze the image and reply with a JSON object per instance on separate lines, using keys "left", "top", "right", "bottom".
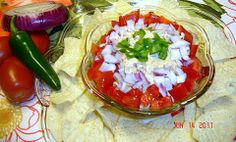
{"left": 10, "top": 16, "right": 19, "bottom": 33}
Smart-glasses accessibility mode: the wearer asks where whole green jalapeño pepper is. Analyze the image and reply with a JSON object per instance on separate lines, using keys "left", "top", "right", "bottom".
{"left": 9, "top": 16, "right": 61, "bottom": 91}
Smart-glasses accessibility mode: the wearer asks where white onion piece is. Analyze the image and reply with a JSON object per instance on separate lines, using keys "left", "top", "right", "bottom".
{"left": 115, "top": 52, "right": 123, "bottom": 61}
{"left": 153, "top": 68, "right": 169, "bottom": 76}
{"left": 170, "top": 36, "right": 182, "bottom": 43}
{"left": 126, "top": 20, "right": 135, "bottom": 32}
{"left": 133, "top": 81, "right": 143, "bottom": 90}
{"left": 118, "top": 82, "right": 131, "bottom": 93}
{"left": 135, "top": 18, "right": 145, "bottom": 30}
{"left": 162, "top": 78, "right": 173, "bottom": 91}
{"left": 176, "top": 73, "right": 187, "bottom": 83}
{"left": 3, "top": 2, "right": 68, "bottom": 32}
{"left": 124, "top": 73, "right": 136, "bottom": 84}
{"left": 167, "top": 71, "right": 177, "bottom": 85}
{"left": 170, "top": 40, "right": 190, "bottom": 49}
{"left": 99, "top": 62, "right": 116, "bottom": 72}
{"left": 170, "top": 49, "right": 182, "bottom": 60}
{"left": 114, "top": 72, "right": 123, "bottom": 82}
{"left": 103, "top": 54, "right": 119, "bottom": 64}
{"left": 158, "top": 83, "right": 168, "bottom": 97}
{"left": 101, "top": 45, "right": 114, "bottom": 55}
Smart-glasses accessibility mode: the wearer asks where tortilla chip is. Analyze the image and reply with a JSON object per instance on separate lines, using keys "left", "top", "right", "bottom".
{"left": 162, "top": 124, "right": 195, "bottom": 142}
{"left": 54, "top": 37, "right": 84, "bottom": 77}
{"left": 96, "top": 107, "right": 120, "bottom": 131}
{"left": 205, "top": 26, "right": 236, "bottom": 61}
{"left": 113, "top": 116, "right": 172, "bottom": 142}
{"left": 104, "top": 126, "right": 114, "bottom": 142}
{"left": 46, "top": 104, "right": 64, "bottom": 141}
{"left": 145, "top": 114, "right": 174, "bottom": 129}
{"left": 50, "top": 72, "right": 85, "bottom": 104}
{"left": 197, "top": 59, "right": 236, "bottom": 107}
{"left": 66, "top": 117, "right": 106, "bottom": 142}
{"left": 193, "top": 108, "right": 236, "bottom": 142}
{"left": 62, "top": 91, "right": 97, "bottom": 140}
{"left": 184, "top": 102, "right": 197, "bottom": 122}
{"left": 113, "top": 0, "right": 133, "bottom": 14}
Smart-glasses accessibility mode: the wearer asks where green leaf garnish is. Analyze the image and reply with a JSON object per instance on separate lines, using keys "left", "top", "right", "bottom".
{"left": 117, "top": 29, "right": 170, "bottom": 62}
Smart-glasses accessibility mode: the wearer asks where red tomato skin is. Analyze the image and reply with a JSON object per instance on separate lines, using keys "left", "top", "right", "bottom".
{"left": 91, "top": 43, "right": 101, "bottom": 55}
{"left": 0, "top": 36, "right": 12, "bottom": 64}
{"left": 150, "top": 96, "right": 172, "bottom": 111}
{"left": 169, "top": 84, "right": 188, "bottom": 102}
{"left": 118, "top": 10, "right": 140, "bottom": 26}
{"left": 189, "top": 45, "right": 198, "bottom": 58}
{"left": 107, "top": 86, "right": 125, "bottom": 103}
{"left": 94, "top": 71, "right": 114, "bottom": 94}
{"left": 0, "top": 57, "right": 35, "bottom": 103}
{"left": 29, "top": 31, "right": 50, "bottom": 54}
{"left": 189, "top": 57, "right": 202, "bottom": 73}
{"left": 122, "top": 89, "right": 142, "bottom": 109}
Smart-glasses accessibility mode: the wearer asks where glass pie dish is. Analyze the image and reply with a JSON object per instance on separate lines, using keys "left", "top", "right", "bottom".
{"left": 80, "top": 6, "right": 215, "bottom": 116}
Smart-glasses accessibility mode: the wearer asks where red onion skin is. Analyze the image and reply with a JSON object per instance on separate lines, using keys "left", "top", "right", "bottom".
{"left": 2, "top": 3, "right": 68, "bottom": 32}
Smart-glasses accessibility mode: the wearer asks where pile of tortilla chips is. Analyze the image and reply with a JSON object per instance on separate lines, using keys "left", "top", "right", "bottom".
{"left": 47, "top": 0, "right": 236, "bottom": 142}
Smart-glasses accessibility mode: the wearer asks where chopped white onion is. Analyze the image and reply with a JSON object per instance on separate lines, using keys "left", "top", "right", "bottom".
{"left": 101, "top": 45, "right": 114, "bottom": 55}
{"left": 99, "top": 62, "right": 116, "bottom": 72}
{"left": 103, "top": 54, "right": 119, "bottom": 64}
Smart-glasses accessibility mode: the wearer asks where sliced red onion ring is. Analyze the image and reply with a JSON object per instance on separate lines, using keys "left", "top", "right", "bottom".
{"left": 2, "top": 2, "right": 69, "bottom": 32}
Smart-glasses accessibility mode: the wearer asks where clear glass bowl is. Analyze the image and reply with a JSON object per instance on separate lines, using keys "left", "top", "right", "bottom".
{"left": 81, "top": 7, "right": 215, "bottom": 116}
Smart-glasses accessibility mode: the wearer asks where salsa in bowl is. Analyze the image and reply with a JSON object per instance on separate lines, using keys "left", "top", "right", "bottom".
{"left": 81, "top": 8, "right": 214, "bottom": 116}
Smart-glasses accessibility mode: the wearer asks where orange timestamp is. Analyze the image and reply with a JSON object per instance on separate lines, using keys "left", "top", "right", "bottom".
{"left": 173, "top": 121, "right": 214, "bottom": 129}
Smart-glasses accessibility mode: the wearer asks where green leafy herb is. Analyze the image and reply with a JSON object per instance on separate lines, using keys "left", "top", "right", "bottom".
{"left": 117, "top": 29, "right": 170, "bottom": 62}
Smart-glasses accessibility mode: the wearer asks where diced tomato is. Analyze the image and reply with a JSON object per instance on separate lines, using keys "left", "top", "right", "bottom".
{"left": 177, "top": 25, "right": 193, "bottom": 44}
{"left": 182, "top": 66, "right": 201, "bottom": 81}
{"left": 189, "top": 57, "right": 202, "bottom": 73}
{"left": 140, "top": 93, "right": 156, "bottom": 107}
{"left": 112, "top": 20, "right": 119, "bottom": 27}
{"left": 189, "top": 45, "right": 198, "bottom": 58}
{"left": 158, "top": 16, "right": 172, "bottom": 24}
{"left": 87, "top": 58, "right": 104, "bottom": 80}
{"left": 183, "top": 78, "right": 195, "bottom": 92}
{"left": 119, "top": 16, "right": 127, "bottom": 26}
{"left": 169, "top": 84, "right": 188, "bottom": 102}
{"left": 99, "top": 29, "right": 114, "bottom": 44}
{"left": 91, "top": 43, "right": 102, "bottom": 55}
{"left": 107, "top": 86, "right": 125, "bottom": 103}
{"left": 125, "top": 10, "right": 140, "bottom": 22}
{"left": 118, "top": 10, "right": 140, "bottom": 26}
{"left": 150, "top": 96, "right": 173, "bottom": 111}
{"left": 146, "top": 85, "right": 160, "bottom": 98}
{"left": 122, "top": 89, "right": 142, "bottom": 109}
{"left": 94, "top": 71, "right": 114, "bottom": 94}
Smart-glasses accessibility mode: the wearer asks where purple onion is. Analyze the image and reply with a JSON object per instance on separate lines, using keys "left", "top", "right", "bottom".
{"left": 2, "top": 2, "right": 69, "bottom": 32}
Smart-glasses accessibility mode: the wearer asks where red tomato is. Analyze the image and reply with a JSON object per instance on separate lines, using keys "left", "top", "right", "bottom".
{"left": 177, "top": 25, "right": 193, "bottom": 44}
{"left": 91, "top": 43, "right": 102, "bottom": 55}
{"left": 112, "top": 20, "right": 119, "bottom": 27}
{"left": 182, "top": 66, "right": 201, "bottom": 81}
{"left": 146, "top": 84, "right": 160, "bottom": 98}
{"left": 0, "top": 36, "right": 12, "bottom": 64}
{"left": 99, "top": 30, "right": 113, "bottom": 44}
{"left": 122, "top": 89, "right": 142, "bottom": 109}
{"left": 94, "top": 71, "right": 114, "bottom": 93}
{"left": 0, "top": 57, "right": 34, "bottom": 103}
{"left": 29, "top": 31, "right": 50, "bottom": 54}
{"left": 169, "top": 84, "right": 188, "bottom": 102}
{"left": 183, "top": 78, "right": 195, "bottom": 92}
{"left": 189, "top": 45, "right": 198, "bottom": 58}
{"left": 150, "top": 96, "right": 172, "bottom": 111}
{"left": 118, "top": 10, "right": 140, "bottom": 26}
{"left": 107, "top": 86, "right": 125, "bottom": 103}
{"left": 189, "top": 57, "right": 202, "bottom": 73}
